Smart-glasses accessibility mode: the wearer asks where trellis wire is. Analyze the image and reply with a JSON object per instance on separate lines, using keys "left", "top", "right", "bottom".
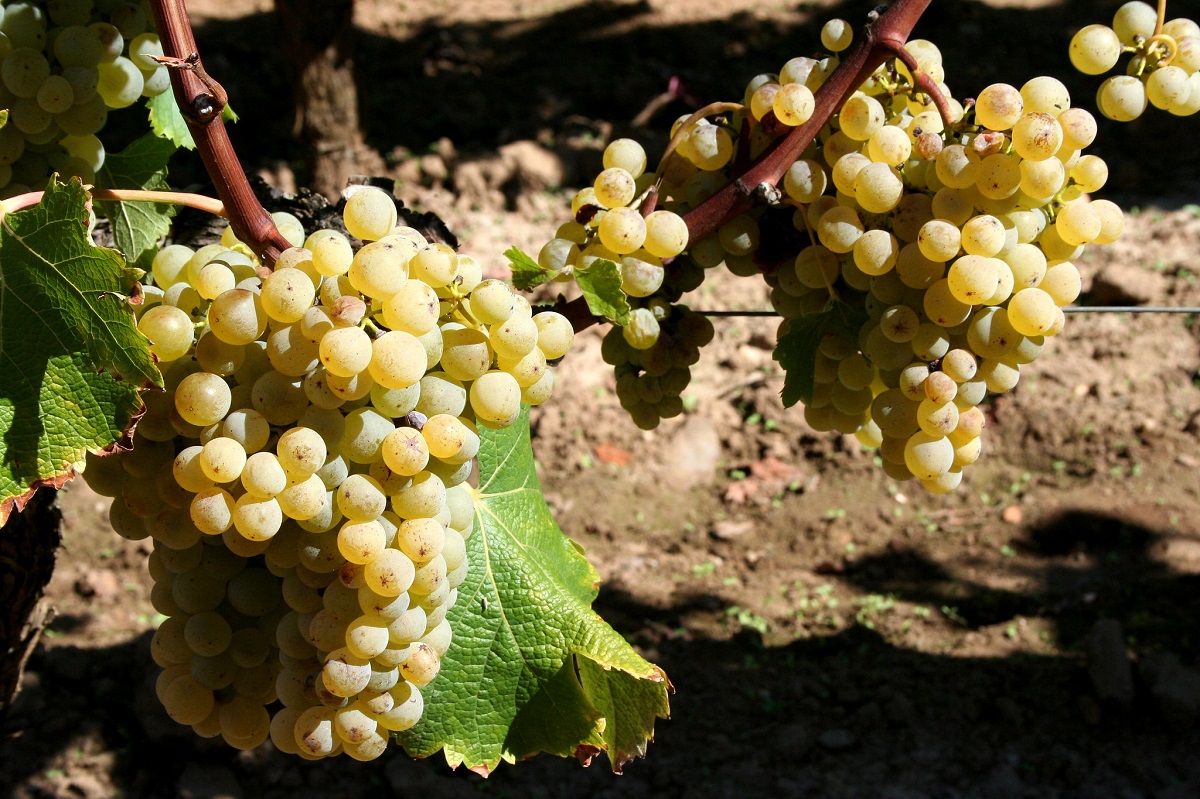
{"left": 691, "top": 307, "right": 1200, "bottom": 317}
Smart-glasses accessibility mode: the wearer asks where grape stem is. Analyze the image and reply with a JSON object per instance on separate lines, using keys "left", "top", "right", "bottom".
{"left": 147, "top": 0, "right": 292, "bottom": 265}
{"left": 559, "top": 0, "right": 939, "bottom": 331}
{"left": 1155, "top": 0, "right": 1167, "bottom": 36}
{"left": 0, "top": 188, "right": 226, "bottom": 217}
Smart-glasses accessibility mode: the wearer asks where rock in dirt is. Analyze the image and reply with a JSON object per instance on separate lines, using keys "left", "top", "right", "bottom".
{"left": 1089, "top": 264, "right": 1166, "bottom": 306}
{"left": 1086, "top": 619, "right": 1134, "bottom": 707}
{"left": 74, "top": 569, "right": 120, "bottom": 600}
{"left": 1142, "top": 652, "right": 1200, "bottom": 732}
{"left": 177, "top": 763, "right": 242, "bottom": 799}
{"left": 818, "top": 729, "right": 857, "bottom": 750}
{"left": 662, "top": 417, "right": 721, "bottom": 490}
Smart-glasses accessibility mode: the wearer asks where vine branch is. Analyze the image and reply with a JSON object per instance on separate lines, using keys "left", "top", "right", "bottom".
{"left": 148, "top": 0, "right": 291, "bottom": 265}
{"left": 560, "top": 0, "right": 938, "bottom": 332}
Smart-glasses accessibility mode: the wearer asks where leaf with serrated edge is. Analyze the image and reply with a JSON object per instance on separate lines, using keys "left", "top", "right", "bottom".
{"left": 396, "top": 410, "right": 669, "bottom": 774}
{"left": 504, "top": 246, "right": 553, "bottom": 291}
{"left": 0, "top": 178, "right": 152, "bottom": 523}
{"left": 146, "top": 91, "right": 195, "bottom": 150}
{"left": 574, "top": 259, "right": 631, "bottom": 326}
{"left": 96, "top": 133, "right": 177, "bottom": 272}
{"left": 773, "top": 299, "right": 868, "bottom": 407}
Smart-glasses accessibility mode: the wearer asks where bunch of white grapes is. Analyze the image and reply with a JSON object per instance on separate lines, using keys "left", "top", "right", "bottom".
{"left": 0, "top": 0, "right": 169, "bottom": 198}
{"left": 536, "top": 19, "right": 1126, "bottom": 491}
{"left": 1070, "top": 0, "right": 1200, "bottom": 119}
{"left": 83, "top": 186, "right": 575, "bottom": 759}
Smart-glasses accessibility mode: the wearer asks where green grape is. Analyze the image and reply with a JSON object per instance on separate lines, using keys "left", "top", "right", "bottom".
{"left": 35, "top": 74, "right": 74, "bottom": 113}
{"left": 1070, "top": 154, "right": 1108, "bottom": 193}
{"left": 415, "top": 373, "right": 466, "bottom": 418}
{"left": 1008, "top": 288, "right": 1060, "bottom": 336}
{"left": 1098, "top": 75, "right": 1146, "bottom": 121}
{"left": 838, "top": 94, "right": 885, "bottom": 140}
{"left": 917, "top": 219, "right": 960, "bottom": 262}
{"left": 318, "top": 326, "right": 372, "bottom": 378}
{"left": 1070, "top": 24, "right": 1122, "bottom": 74}
{"left": 686, "top": 123, "right": 736, "bottom": 172}
{"left": 190, "top": 487, "right": 235, "bottom": 535}
{"left": 1011, "top": 112, "right": 1062, "bottom": 161}
{"left": 934, "top": 145, "right": 980, "bottom": 190}
{"left": 773, "top": 82, "right": 815, "bottom": 126}
{"left": 368, "top": 331, "right": 426, "bottom": 389}
{"left": 1055, "top": 201, "right": 1100, "bottom": 246}
{"left": 437, "top": 323, "right": 490, "bottom": 382}
{"left": 208, "top": 289, "right": 267, "bottom": 346}
{"left": 831, "top": 152, "right": 869, "bottom": 194}
{"left": 336, "top": 474, "right": 387, "bottom": 522}
{"left": 241, "top": 452, "right": 287, "bottom": 499}
{"left": 1112, "top": 1, "right": 1157, "bottom": 45}
{"left": 866, "top": 125, "right": 911, "bottom": 166}
{"left": 593, "top": 167, "right": 636, "bottom": 208}
{"left": 643, "top": 211, "right": 689, "bottom": 258}
{"left": 261, "top": 268, "right": 317, "bottom": 323}
{"left": 138, "top": 305, "right": 194, "bottom": 362}
{"left": 277, "top": 427, "right": 328, "bottom": 476}
{"left": 922, "top": 279, "right": 972, "bottom": 327}
{"left": 469, "top": 370, "right": 521, "bottom": 424}
{"left": 96, "top": 55, "right": 142, "bottom": 107}
{"left": 278, "top": 473, "right": 328, "bottom": 521}
{"left": 2, "top": 47, "right": 49, "bottom": 97}
{"left": 199, "top": 437, "right": 247, "bottom": 484}
{"left": 1020, "top": 76, "right": 1070, "bottom": 115}
{"left": 975, "top": 83, "right": 1023, "bottom": 131}
{"left": 337, "top": 519, "right": 387, "bottom": 565}
{"left": 603, "top": 138, "right": 646, "bottom": 178}
{"left": 947, "top": 255, "right": 1001, "bottom": 304}
{"left": 852, "top": 229, "right": 899, "bottom": 276}
{"left": 816, "top": 206, "right": 863, "bottom": 253}
{"left": 343, "top": 186, "right": 398, "bottom": 241}
{"left": 976, "top": 153, "right": 1021, "bottom": 199}
{"left": 853, "top": 162, "right": 903, "bottom": 213}
{"left": 597, "top": 207, "right": 647, "bottom": 255}
{"left": 489, "top": 312, "right": 538, "bottom": 360}
{"left": 175, "top": 372, "right": 231, "bottom": 427}
{"left": 904, "top": 431, "right": 954, "bottom": 480}
{"left": 783, "top": 159, "right": 828, "bottom": 203}
{"left": 1019, "top": 157, "right": 1065, "bottom": 199}
{"left": 409, "top": 246, "right": 457, "bottom": 288}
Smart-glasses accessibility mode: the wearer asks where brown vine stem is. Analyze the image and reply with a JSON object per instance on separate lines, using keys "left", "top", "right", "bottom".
{"left": 148, "top": 0, "right": 291, "bottom": 265}
{"left": 560, "top": 0, "right": 938, "bottom": 332}
{"left": 1, "top": 188, "right": 226, "bottom": 217}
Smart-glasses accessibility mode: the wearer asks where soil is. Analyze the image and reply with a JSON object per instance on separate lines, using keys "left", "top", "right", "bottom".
{"left": 5, "top": 1, "right": 1200, "bottom": 798}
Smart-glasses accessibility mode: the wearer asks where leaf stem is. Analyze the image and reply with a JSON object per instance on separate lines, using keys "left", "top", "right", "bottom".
{"left": 147, "top": 0, "right": 292, "bottom": 265}
{"left": 1, "top": 188, "right": 226, "bottom": 217}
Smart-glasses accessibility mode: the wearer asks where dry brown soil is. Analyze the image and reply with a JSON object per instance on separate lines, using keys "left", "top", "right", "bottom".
{"left": 5, "top": 1, "right": 1200, "bottom": 798}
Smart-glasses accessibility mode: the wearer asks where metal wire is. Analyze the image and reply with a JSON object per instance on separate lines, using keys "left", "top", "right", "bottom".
{"left": 690, "top": 307, "right": 1200, "bottom": 317}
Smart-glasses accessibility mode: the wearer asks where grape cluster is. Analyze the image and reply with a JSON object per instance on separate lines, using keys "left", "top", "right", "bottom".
{"left": 1070, "top": 1, "right": 1200, "bottom": 119}
{"left": 0, "top": 0, "right": 170, "bottom": 198}
{"left": 84, "top": 186, "right": 574, "bottom": 758}
{"left": 539, "top": 20, "right": 1125, "bottom": 491}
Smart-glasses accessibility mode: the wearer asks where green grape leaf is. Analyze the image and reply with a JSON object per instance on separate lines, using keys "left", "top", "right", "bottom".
{"left": 147, "top": 92, "right": 238, "bottom": 150}
{"left": 0, "top": 178, "right": 155, "bottom": 523}
{"left": 397, "top": 410, "right": 670, "bottom": 774}
{"left": 146, "top": 91, "right": 195, "bottom": 150}
{"left": 96, "top": 133, "right": 177, "bottom": 272}
{"left": 504, "top": 246, "right": 554, "bottom": 291}
{"left": 773, "top": 299, "right": 869, "bottom": 407}
{"left": 574, "top": 258, "right": 631, "bottom": 327}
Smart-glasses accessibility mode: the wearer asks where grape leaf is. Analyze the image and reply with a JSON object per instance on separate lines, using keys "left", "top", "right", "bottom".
{"left": 504, "top": 246, "right": 554, "bottom": 291}
{"left": 773, "top": 299, "right": 869, "bottom": 407}
{"left": 147, "top": 92, "right": 238, "bottom": 150}
{"left": 397, "top": 410, "right": 670, "bottom": 774}
{"left": 0, "top": 179, "right": 155, "bottom": 523}
{"left": 574, "top": 258, "right": 631, "bottom": 327}
{"left": 96, "top": 133, "right": 177, "bottom": 272}
{"left": 146, "top": 91, "right": 195, "bottom": 150}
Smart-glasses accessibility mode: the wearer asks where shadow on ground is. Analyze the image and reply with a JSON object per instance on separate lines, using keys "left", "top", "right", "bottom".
{"left": 3, "top": 509, "right": 1199, "bottom": 799}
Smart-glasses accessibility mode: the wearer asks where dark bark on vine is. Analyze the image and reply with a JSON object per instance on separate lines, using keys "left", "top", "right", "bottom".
{"left": 274, "top": 0, "right": 385, "bottom": 199}
{"left": 0, "top": 489, "right": 61, "bottom": 720}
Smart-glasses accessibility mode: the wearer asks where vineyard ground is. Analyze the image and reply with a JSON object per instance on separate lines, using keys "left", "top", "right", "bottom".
{"left": 5, "top": 0, "right": 1200, "bottom": 797}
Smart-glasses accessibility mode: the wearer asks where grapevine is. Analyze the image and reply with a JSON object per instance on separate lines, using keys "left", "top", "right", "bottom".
{"left": 0, "top": 0, "right": 1196, "bottom": 779}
